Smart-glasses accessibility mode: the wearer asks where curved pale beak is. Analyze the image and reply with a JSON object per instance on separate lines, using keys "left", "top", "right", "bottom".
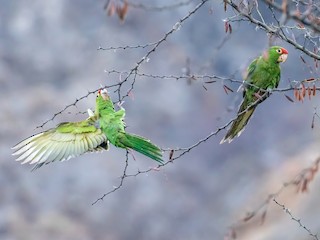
{"left": 100, "top": 88, "right": 110, "bottom": 100}
{"left": 278, "top": 53, "right": 288, "bottom": 63}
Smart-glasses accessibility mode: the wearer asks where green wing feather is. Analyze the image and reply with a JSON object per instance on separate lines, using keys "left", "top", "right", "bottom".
{"left": 246, "top": 58, "right": 258, "bottom": 81}
{"left": 12, "top": 119, "right": 108, "bottom": 170}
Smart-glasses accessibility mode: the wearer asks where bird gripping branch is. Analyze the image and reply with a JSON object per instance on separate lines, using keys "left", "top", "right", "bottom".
{"left": 220, "top": 46, "right": 288, "bottom": 143}
{"left": 12, "top": 88, "right": 163, "bottom": 170}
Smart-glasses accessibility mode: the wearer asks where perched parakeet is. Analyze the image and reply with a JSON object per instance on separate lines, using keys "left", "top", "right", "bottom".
{"left": 12, "top": 88, "right": 163, "bottom": 169}
{"left": 220, "top": 46, "right": 288, "bottom": 143}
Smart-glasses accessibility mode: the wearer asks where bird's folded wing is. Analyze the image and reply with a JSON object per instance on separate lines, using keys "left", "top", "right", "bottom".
{"left": 12, "top": 121, "right": 108, "bottom": 168}
{"left": 244, "top": 58, "right": 258, "bottom": 83}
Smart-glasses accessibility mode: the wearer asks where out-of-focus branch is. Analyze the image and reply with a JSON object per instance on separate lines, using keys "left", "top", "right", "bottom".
{"left": 263, "top": 0, "right": 320, "bottom": 34}
{"left": 119, "top": 0, "right": 194, "bottom": 11}
{"left": 273, "top": 198, "right": 319, "bottom": 240}
{"left": 225, "top": 0, "right": 320, "bottom": 60}
{"left": 91, "top": 91, "right": 284, "bottom": 203}
{"left": 225, "top": 158, "right": 320, "bottom": 239}
{"left": 37, "top": 0, "right": 209, "bottom": 129}
{"left": 115, "top": 0, "right": 209, "bottom": 102}
{"left": 92, "top": 151, "right": 130, "bottom": 205}
{"left": 37, "top": 67, "right": 320, "bottom": 129}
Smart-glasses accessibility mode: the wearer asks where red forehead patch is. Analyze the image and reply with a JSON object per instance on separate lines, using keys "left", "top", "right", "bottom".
{"left": 281, "top": 48, "right": 288, "bottom": 54}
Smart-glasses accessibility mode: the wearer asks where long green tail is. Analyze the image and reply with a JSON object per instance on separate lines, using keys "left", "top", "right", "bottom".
{"left": 118, "top": 133, "right": 163, "bottom": 163}
{"left": 220, "top": 98, "right": 256, "bottom": 144}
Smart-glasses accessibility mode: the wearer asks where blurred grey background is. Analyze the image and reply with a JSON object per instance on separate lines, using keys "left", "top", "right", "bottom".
{"left": 2, "top": 0, "right": 320, "bottom": 239}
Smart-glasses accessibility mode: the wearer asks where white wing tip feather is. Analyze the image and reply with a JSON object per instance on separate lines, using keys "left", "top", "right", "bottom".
{"left": 12, "top": 129, "right": 108, "bottom": 169}
{"left": 220, "top": 127, "right": 245, "bottom": 144}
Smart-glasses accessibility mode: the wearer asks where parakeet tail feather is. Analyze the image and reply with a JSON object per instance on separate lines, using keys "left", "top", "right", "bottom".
{"left": 120, "top": 133, "right": 163, "bottom": 163}
{"left": 220, "top": 99, "right": 256, "bottom": 144}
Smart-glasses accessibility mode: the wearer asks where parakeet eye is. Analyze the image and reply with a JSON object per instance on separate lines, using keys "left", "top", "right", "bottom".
{"left": 276, "top": 49, "right": 282, "bottom": 54}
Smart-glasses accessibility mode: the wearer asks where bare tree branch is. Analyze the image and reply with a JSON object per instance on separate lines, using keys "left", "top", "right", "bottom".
{"left": 119, "top": 0, "right": 195, "bottom": 11}
{"left": 273, "top": 198, "right": 319, "bottom": 240}
{"left": 226, "top": 158, "right": 320, "bottom": 239}
{"left": 225, "top": 0, "right": 320, "bottom": 60}
{"left": 263, "top": 0, "right": 320, "bottom": 34}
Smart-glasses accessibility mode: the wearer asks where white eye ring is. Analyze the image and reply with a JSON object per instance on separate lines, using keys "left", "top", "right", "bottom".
{"left": 277, "top": 49, "right": 282, "bottom": 54}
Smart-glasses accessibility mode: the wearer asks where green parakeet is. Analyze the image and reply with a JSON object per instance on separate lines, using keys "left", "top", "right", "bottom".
{"left": 220, "top": 46, "right": 288, "bottom": 143}
{"left": 12, "top": 88, "right": 163, "bottom": 169}
{"left": 96, "top": 88, "right": 163, "bottom": 163}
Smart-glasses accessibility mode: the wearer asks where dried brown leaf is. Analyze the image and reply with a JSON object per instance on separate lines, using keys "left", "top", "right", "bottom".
{"left": 169, "top": 150, "right": 174, "bottom": 160}
{"left": 293, "top": 177, "right": 302, "bottom": 186}
{"left": 311, "top": 114, "right": 315, "bottom": 129}
{"left": 225, "top": 21, "right": 229, "bottom": 33}
{"left": 223, "top": 85, "right": 233, "bottom": 94}
{"left": 313, "top": 84, "right": 316, "bottom": 96}
{"left": 305, "top": 78, "right": 315, "bottom": 82}
{"left": 295, "top": 88, "right": 304, "bottom": 102}
{"left": 243, "top": 212, "right": 254, "bottom": 222}
{"left": 313, "top": 159, "right": 320, "bottom": 174}
{"left": 294, "top": 88, "right": 300, "bottom": 100}
{"left": 301, "top": 178, "right": 308, "bottom": 192}
{"left": 226, "top": 227, "right": 237, "bottom": 240}
{"left": 116, "top": 1, "right": 129, "bottom": 22}
{"left": 104, "top": 0, "right": 111, "bottom": 10}
{"left": 281, "top": 0, "right": 288, "bottom": 13}
{"left": 202, "top": 84, "right": 208, "bottom": 91}
{"left": 301, "top": 83, "right": 306, "bottom": 98}
{"left": 108, "top": 3, "right": 116, "bottom": 16}
{"left": 128, "top": 90, "right": 134, "bottom": 100}
{"left": 299, "top": 91, "right": 304, "bottom": 102}
{"left": 260, "top": 209, "right": 267, "bottom": 225}
{"left": 296, "top": 23, "right": 304, "bottom": 29}
{"left": 231, "top": 228, "right": 237, "bottom": 239}
{"left": 309, "top": 161, "right": 319, "bottom": 181}
{"left": 228, "top": 23, "right": 232, "bottom": 34}
{"left": 284, "top": 94, "right": 294, "bottom": 103}
{"left": 205, "top": 80, "right": 217, "bottom": 84}
{"left": 308, "top": 87, "right": 312, "bottom": 100}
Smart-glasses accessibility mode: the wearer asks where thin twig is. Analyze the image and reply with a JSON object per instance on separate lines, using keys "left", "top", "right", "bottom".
{"left": 273, "top": 198, "right": 319, "bottom": 240}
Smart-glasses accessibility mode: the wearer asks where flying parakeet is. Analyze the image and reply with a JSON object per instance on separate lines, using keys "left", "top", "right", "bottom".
{"left": 220, "top": 46, "right": 288, "bottom": 143}
{"left": 12, "top": 88, "right": 163, "bottom": 170}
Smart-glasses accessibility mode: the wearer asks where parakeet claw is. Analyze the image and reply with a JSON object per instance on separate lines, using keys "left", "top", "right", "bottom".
{"left": 267, "top": 87, "right": 273, "bottom": 93}
{"left": 266, "top": 87, "right": 273, "bottom": 97}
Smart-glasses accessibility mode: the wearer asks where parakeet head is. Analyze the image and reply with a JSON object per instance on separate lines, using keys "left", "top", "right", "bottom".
{"left": 265, "top": 46, "right": 288, "bottom": 63}
{"left": 97, "top": 88, "right": 110, "bottom": 101}
{"left": 96, "top": 88, "right": 114, "bottom": 113}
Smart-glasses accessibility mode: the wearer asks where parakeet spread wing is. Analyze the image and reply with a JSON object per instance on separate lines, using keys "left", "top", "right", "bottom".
{"left": 12, "top": 120, "right": 108, "bottom": 170}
